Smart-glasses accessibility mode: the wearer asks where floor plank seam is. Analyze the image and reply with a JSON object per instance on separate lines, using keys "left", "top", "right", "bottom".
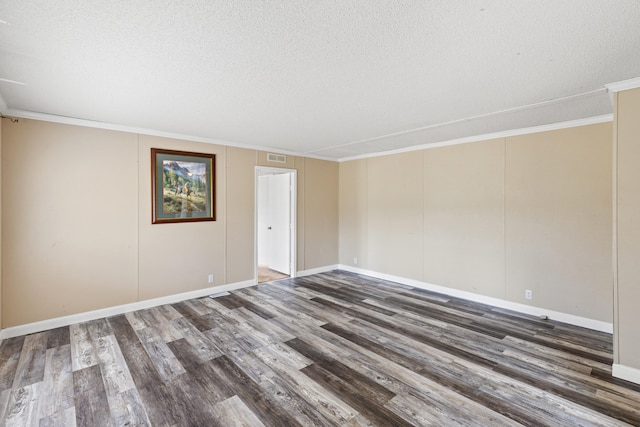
{"left": 0, "top": 270, "right": 637, "bottom": 426}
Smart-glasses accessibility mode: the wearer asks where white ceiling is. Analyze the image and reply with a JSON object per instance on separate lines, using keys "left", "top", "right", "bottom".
{"left": 1, "top": 1, "right": 639, "bottom": 160}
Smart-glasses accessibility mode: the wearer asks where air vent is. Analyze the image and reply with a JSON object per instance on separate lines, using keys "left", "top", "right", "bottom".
{"left": 267, "top": 153, "right": 286, "bottom": 163}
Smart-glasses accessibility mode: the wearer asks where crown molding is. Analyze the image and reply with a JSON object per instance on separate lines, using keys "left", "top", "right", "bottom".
{"left": 3, "top": 108, "right": 337, "bottom": 162}
{"left": 319, "top": 88, "right": 609, "bottom": 160}
{"left": 605, "top": 77, "right": 640, "bottom": 93}
{"left": 338, "top": 114, "right": 613, "bottom": 162}
{"left": 2, "top": 105, "right": 614, "bottom": 164}
{"left": 3, "top": 82, "right": 621, "bottom": 164}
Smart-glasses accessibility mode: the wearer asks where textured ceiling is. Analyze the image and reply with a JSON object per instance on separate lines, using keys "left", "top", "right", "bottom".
{"left": 1, "top": 1, "right": 639, "bottom": 160}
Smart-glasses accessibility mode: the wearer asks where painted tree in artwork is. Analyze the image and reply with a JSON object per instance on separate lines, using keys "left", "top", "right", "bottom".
{"left": 195, "top": 175, "right": 205, "bottom": 193}
{"left": 167, "top": 170, "right": 178, "bottom": 190}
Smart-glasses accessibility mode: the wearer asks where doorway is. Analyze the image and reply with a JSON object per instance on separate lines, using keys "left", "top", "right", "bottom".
{"left": 256, "top": 167, "right": 296, "bottom": 283}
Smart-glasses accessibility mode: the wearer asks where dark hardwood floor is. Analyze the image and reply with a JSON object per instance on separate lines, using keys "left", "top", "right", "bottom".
{"left": 0, "top": 270, "right": 638, "bottom": 426}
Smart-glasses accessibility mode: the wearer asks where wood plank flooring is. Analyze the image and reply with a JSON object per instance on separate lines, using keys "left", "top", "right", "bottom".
{"left": 258, "top": 265, "right": 289, "bottom": 284}
{"left": 0, "top": 270, "right": 639, "bottom": 426}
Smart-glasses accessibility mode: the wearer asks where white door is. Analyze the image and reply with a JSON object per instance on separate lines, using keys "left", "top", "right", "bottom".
{"left": 268, "top": 173, "right": 291, "bottom": 274}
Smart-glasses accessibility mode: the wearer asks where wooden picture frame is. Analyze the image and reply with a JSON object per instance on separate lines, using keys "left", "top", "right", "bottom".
{"left": 151, "top": 148, "right": 215, "bottom": 224}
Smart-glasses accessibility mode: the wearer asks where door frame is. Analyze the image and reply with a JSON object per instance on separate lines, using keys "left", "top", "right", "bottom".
{"left": 254, "top": 166, "right": 297, "bottom": 283}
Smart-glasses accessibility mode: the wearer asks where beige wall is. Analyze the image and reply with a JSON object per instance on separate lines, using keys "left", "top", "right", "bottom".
{"left": 1, "top": 115, "right": 615, "bottom": 329}
{"left": 226, "top": 147, "right": 257, "bottom": 284}
{"left": 303, "top": 158, "right": 339, "bottom": 270}
{"left": 506, "top": 125, "right": 612, "bottom": 321}
{"left": 339, "top": 123, "right": 613, "bottom": 323}
{"left": 367, "top": 152, "right": 424, "bottom": 280}
{"left": 1, "top": 120, "right": 339, "bottom": 327}
{"left": 2, "top": 120, "right": 139, "bottom": 327}
{"left": 294, "top": 157, "right": 306, "bottom": 272}
{"left": 424, "top": 139, "right": 506, "bottom": 297}
{"left": 614, "top": 87, "right": 640, "bottom": 369}
{"left": 339, "top": 159, "right": 368, "bottom": 268}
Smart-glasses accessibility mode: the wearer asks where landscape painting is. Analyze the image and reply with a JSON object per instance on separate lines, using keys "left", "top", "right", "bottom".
{"left": 151, "top": 148, "right": 215, "bottom": 223}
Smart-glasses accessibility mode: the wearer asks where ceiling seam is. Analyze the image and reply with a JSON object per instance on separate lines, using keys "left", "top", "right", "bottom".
{"left": 307, "top": 88, "right": 609, "bottom": 155}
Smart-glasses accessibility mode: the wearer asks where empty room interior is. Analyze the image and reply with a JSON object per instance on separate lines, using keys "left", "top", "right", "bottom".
{"left": 1, "top": 1, "right": 640, "bottom": 426}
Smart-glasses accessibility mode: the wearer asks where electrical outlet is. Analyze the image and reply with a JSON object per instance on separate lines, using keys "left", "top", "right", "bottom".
{"left": 354, "top": 257, "right": 358, "bottom": 265}
{"left": 525, "top": 290, "right": 532, "bottom": 300}
{"left": 208, "top": 274, "right": 214, "bottom": 283}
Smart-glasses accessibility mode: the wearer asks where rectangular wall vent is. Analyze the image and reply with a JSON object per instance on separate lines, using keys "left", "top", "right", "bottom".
{"left": 267, "top": 153, "right": 286, "bottom": 163}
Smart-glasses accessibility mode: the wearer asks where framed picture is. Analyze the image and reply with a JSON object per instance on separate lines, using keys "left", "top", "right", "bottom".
{"left": 151, "top": 148, "right": 216, "bottom": 223}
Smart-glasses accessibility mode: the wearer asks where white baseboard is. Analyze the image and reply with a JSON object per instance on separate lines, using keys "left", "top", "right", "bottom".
{"left": 0, "top": 279, "right": 256, "bottom": 339}
{"left": 613, "top": 364, "right": 640, "bottom": 385}
{"left": 0, "top": 265, "right": 338, "bottom": 339}
{"left": 338, "top": 265, "right": 613, "bottom": 334}
{"left": 1, "top": 265, "right": 614, "bottom": 340}
{"left": 296, "top": 264, "right": 340, "bottom": 277}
